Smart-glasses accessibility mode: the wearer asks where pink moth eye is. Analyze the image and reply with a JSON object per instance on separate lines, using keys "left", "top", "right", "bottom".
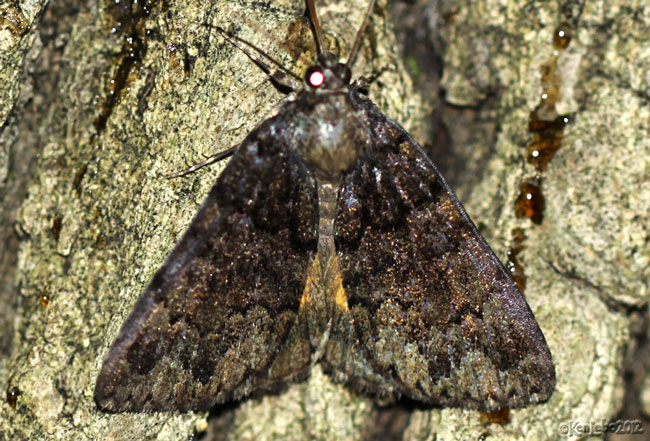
{"left": 308, "top": 69, "right": 325, "bottom": 88}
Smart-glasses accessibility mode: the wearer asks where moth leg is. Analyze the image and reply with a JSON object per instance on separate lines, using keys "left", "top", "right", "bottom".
{"left": 352, "top": 64, "right": 396, "bottom": 92}
{"left": 164, "top": 144, "right": 239, "bottom": 178}
{"left": 216, "top": 27, "right": 301, "bottom": 91}
{"left": 267, "top": 92, "right": 299, "bottom": 115}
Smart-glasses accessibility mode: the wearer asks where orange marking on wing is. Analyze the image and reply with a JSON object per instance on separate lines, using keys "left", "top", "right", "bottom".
{"left": 299, "top": 251, "right": 349, "bottom": 312}
{"left": 324, "top": 253, "right": 349, "bottom": 312}
{"left": 300, "top": 254, "right": 320, "bottom": 311}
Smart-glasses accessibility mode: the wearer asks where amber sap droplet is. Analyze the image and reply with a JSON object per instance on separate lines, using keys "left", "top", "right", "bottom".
{"left": 480, "top": 407, "right": 511, "bottom": 425}
{"left": 506, "top": 228, "right": 527, "bottom": 291}
{"left": 96, "top": 233, "right": 107, "bottom": 249}
{"left": 527, "top": 109, "right": 570, "bottom": 171}
{"left": 40, "top": 293, "right": 50, "bottom": 307}
{"left": 553, "top": 22, "right": 572, "bottom": 50}
{"left": 515, "top": 180, "right": 544, "bottom": 225}
{"left": 51, "top": 216, "right": 63, "bottom": 241}
{"left": 7, "top": 386, "right": 20, "bottom": 408}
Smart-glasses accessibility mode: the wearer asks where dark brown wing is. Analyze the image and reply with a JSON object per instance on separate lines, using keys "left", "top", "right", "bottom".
{"left": 95, "top": 116, "right": 318, "bottom": 412}
{"left": 329, "top": 96, "right": 555, "bottom": 411}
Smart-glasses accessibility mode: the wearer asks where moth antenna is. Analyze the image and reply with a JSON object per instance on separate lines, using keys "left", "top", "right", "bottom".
{"left": 216, "top": 27, "right": 301, "bottom": 91}
{"left": 346, "top": 0, "right": 377, "bottom": 68}
{"left": 164, "top": 144, "right": 239, "bottom": 179}
{"left": 306, "top": 0, "right": 325, "bottom": 55}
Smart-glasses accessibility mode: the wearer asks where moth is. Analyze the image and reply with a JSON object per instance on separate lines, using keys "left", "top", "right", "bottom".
{"left": 95, "top": 0, "right": 555, "bottom": 412}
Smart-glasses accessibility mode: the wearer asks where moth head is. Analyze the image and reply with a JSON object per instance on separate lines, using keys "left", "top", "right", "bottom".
{"left": 304, "top": 53, "right": 352, "bottom": 92}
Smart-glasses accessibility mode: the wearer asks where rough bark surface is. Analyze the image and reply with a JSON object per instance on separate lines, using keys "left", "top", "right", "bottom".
{"left": 0, "top": 0, "right": 647, "bottom": 440}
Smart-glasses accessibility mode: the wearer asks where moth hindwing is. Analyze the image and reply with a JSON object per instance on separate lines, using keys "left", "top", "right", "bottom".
{"left": 95, "top": 0, "right": 555, "bottom": 412}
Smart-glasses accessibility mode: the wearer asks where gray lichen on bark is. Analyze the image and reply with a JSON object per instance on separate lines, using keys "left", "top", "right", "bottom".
{"left": 0, "top": 0, "right": 648, "bottom": 440}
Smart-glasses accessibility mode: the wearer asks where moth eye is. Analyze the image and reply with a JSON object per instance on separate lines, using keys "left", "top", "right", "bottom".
{"left": 306, "top": 67, "right": 325, "bottom": 88}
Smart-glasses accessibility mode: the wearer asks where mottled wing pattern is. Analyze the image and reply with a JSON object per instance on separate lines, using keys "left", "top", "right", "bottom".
{"left": 331, "top": 96, "right": 555, "bottom": 411}
{"left": 95, "top": 117, "right": 318, "bottom": 412}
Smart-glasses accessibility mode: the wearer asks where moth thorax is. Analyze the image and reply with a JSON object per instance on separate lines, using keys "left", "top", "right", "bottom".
{"left": 302, "top": 96, "right": 367, "bottom": 182}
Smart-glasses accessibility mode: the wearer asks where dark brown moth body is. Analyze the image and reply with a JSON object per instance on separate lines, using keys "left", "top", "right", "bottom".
{"left": 95, "top": 0, "right": 555, "bottom": 413}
